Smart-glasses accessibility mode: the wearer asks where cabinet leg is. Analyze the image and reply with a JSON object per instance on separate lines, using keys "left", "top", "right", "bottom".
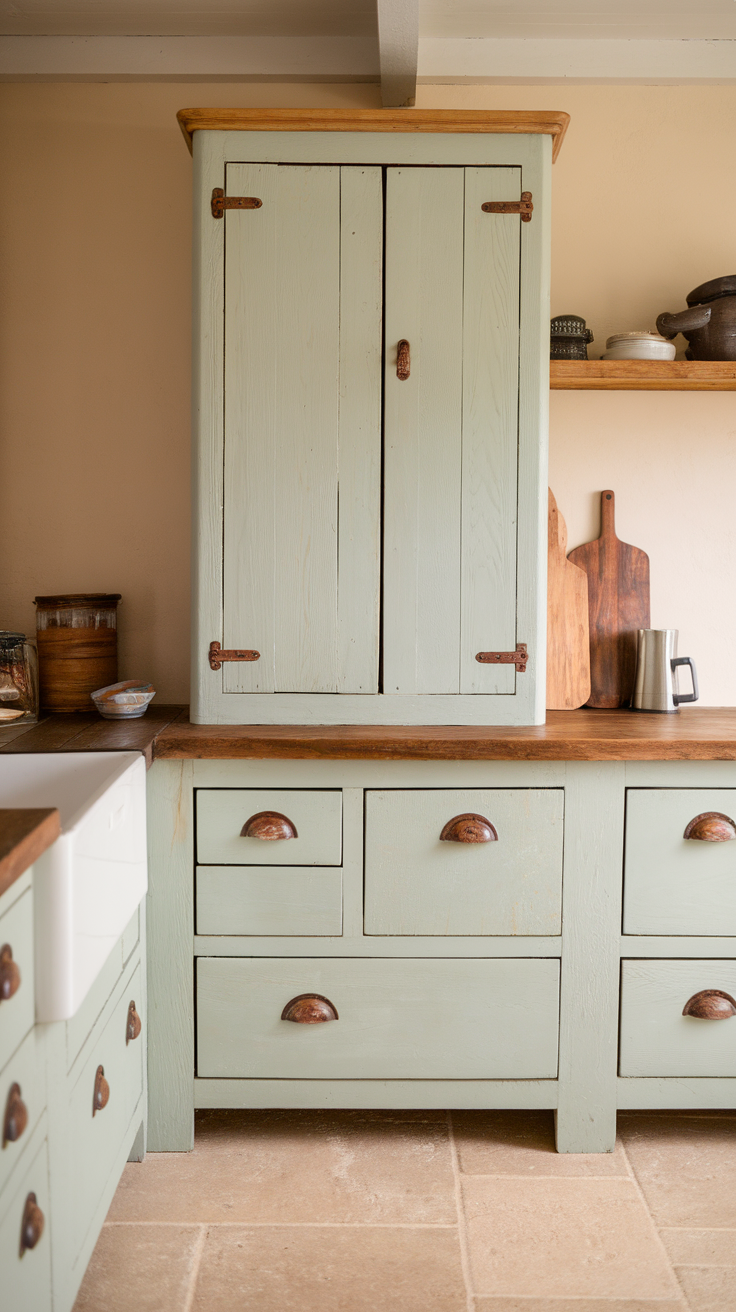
{"left": 554, "top": 1106, "right": 617, "bottom": 1155}
{"left": 127, "top": 1120, "right": 146, "bottom": 1163}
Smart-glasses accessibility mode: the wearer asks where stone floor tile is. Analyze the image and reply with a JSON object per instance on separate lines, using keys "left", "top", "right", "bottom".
{"left": 190, "top": 1224, "right": 467, "bottom": 1312}
{"left": 660, "top": 1228, "right": 736, "bottom": 1265}
{"left": 462, "top": 1176, "right": 679, "bottom": 1300}
{"left": 676, "top": 1264, "right": 736, "bottom": 1311}
{"left": 107, "top": 1110, "right": 456, "bottom": 1225}
{"left": 73, "top": 1223, "right": 201, "bottom": 1311}
{"left": 452, "top": 1110, "right": 629, "bottom": 1176}
{"left": 475, "top": 1302, "right": 685, "bottom": 1312}
{"left": 620, "top": 1115, "right": 736, "bottom": 1227}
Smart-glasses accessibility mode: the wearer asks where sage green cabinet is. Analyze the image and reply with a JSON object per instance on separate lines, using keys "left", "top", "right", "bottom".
{"left": 192, "top": 124, "right": 550, "bottom": 725}
{"left": 196, "top": 867, "right": 343, "bottom": 937}
{"left": 0, "top": 1130, "right": 52, "bottom": 1312}
{"left": 0, "top": 884, "right": 34, "bottom": 1072}
{"left": 620, "top": 959, "right": 736, "bottom": 1077}
{"left": 196, "top": 788, "right": 343, "bottom": 865}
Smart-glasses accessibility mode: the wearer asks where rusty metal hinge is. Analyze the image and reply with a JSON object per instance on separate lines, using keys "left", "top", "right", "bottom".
{"left": 481, "top": 192, "right": 533, "bottom": 223}
{"left": 209, "top": 642, "right": 260, "bottom": 670}
{"left": 211, "top": 188, "right": 263, "bottom": 219}
{"left": 475, "top": 644, "right": 528, "bottom": 672}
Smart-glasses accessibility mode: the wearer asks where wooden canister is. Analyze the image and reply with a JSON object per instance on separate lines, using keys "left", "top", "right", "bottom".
{"left": 35, "top": 593, "right": 121, "bottom": 712}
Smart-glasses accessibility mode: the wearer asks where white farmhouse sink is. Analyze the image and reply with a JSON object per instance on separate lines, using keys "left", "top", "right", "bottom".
{"left": 0, "top": 752, "right": 147, "bottom": 1021}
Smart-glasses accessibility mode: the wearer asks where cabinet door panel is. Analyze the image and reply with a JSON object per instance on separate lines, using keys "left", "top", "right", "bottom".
{"left": 383, "top": 167, "right": 521, "bottom": 695}
{"left": 222, "top": 164, "right": 382, "bottom": 694}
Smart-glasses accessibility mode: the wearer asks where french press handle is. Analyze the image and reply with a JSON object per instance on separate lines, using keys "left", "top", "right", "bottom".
{"left": 671, "top": 656, "right": 699, "bottom": 705}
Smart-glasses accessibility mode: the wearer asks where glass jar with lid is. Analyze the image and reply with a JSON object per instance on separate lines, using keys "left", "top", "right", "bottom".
{"left": 0, "top": 632, "right": 39, "bottom": 723}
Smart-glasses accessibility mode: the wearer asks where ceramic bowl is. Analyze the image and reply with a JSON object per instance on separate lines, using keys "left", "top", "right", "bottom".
{"left": 602, "top": 332, "right": 676, "bottom": 361}
{"left": 91, "top": 680, "right": 156, "bottom": 719}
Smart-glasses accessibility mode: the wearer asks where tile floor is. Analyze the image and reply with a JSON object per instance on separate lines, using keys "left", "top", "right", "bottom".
{"left": 74, "top": 1108, "right": 736, "bottom": 1311}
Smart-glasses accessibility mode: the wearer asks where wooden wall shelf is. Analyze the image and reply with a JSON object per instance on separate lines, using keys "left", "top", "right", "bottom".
{"left": 551, "top": 360, "right": 736, "bottom": 391}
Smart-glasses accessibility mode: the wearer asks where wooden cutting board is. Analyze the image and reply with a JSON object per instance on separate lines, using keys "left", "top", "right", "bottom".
{"left": 546, "top": 489, "right": 591, "bottom": 710}
{"left": 568, "top": 489, "right": 650, "bottom": 708}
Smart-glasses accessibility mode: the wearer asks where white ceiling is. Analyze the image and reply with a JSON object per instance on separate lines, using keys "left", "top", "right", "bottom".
{"left": 2, "top": 0, "right": 736, "bottom": 39}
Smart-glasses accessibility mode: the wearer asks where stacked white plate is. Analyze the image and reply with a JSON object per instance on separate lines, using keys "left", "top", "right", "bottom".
{"left": 601, "top": 331, "right": 676, "bottom": 361}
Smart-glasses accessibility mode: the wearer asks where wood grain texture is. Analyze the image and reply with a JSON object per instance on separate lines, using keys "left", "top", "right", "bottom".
{"left": 620, "top": 959, "right": 736, "bottom": 1077}
{"left": 568, "top": 490, "right": 650, "bottom": 709}
{"left": 0, "top": 704, "right": 184, "bottom": 767}
{"left": 196, "top": 866, "right": 342, "bottom": 937}
{"left": 551, "top": 359, "right": 736, "bottom": 390}
{"left": 546, "top": 489, "right": 590, "bottom": 711}
{"left": 176, "top": 108, "right": 571, "bottom": 160}
{"left": 153, "top": 707, "right": 736, "bottom": 761}
{"left": 0, "top": 809, "right": 59, "bottom": 898}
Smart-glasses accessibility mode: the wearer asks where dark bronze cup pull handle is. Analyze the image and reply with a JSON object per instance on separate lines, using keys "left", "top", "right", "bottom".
{"left": 0, "top": 944, "right": 21, "bottom": 1001}
{"left": 241, "top": 811, "right": 298, "bottom": 841}
{"left": 19, "top": 1192, "right": 44, "bottom": 1256}
{"left": 683, "top": 989, "right": 736, "bottom": 1019}
{"left": 683, "top": 812, "right": 736, "bottom": 842}
{"left": 440, "top": 813, "right": 498, "bottom": 843}
{"left": 126, "top": 1001, "right": 142, "bottom": 1045}
{"left": 396, "top": 339, "right": 410, "bottom": 380}
{"left": 3, "top": 1082, "right": 28, "bottom": 1148}
{"left": 92, "top": 1065, "right": 110, "bottom": 1115}
{"left": 281, "top": 994, "right": 339, "bottom": 1024}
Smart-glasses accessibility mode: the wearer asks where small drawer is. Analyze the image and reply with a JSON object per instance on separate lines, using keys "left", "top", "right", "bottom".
{"left": 196, "top": 868, "right": 342, "bottom": 936}
{"left": 197, "top": 956, "right": 560, "bottom": 1079}
{"left": 364, "top": 789, "right": 563, "bottom": 936}
{"left": 196, "top": 790, "right": 342, "bottom": 866}
{"left": 0, "top": 1027, "right": 44, "bottom": 1198}
{"left": 68, "top": 964, "right": 144, "bottom": 1261}
{"left": 0, "top": 1135, "right": 52, "bottom": 1312}
{"left": 620, "top": 959, "right": 736, "bottom": 1076}
{"left": 624, "top": 789, "right": 736, "bottom": 935}
{"left": 0, "top": 888, "right": 34, "bottom": 1072}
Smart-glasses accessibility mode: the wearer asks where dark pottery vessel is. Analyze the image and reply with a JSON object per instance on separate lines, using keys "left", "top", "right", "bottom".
{"left": 550, "top": 315, "right": 594, "bottom": 361}
{"left": 657, "top": 274, "right": 736, "bottom": 361}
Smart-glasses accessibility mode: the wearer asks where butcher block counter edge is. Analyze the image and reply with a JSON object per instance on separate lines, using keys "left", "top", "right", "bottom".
{"left": 0, "top": 808, "right": 60, "bottom": 897}
{"left": 151, "top": 708, "right": 736, "bottom": 762}
{"left": 0, "top": 704, "right": 186, "bottom": 768}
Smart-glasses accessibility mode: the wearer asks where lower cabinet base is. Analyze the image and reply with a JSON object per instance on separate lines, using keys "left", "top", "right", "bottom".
{"left": 194, "top": 1078, "right": 559, "bottom": 1110}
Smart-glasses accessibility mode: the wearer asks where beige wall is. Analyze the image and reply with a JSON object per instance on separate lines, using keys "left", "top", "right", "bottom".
{"left": 1, "top": 81, "right": 735, "bottom": 704}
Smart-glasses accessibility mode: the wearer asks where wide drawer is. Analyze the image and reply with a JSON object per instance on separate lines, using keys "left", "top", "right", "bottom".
{"left": 68, "top": 963, "right": 144, "bottom": 1261}
{"left": 197, "top": 957, "right": 560, "bottom": 1079}
{"left": 624, "top": 789, "right": 736, "bottom": 936}
{"left": 0, "top": 1027, "right": 44, "bottom": 1198}
{"left": 620, "top": 959, "right": 736, "bottom": 1076}
{"left": 0, "top": 887, "right": 34, "bottom": 1072}
{"left": 364, "top": 789, "right": 563, "bottom": 936}
{"left": 0, "top": 1134, "right": 51, "bottom": 1312}
{"left": 196, "top": 867, "right": 342, "bottom": 936}
{"left": 196, "top": 789, "right": 342, "bottom": 866}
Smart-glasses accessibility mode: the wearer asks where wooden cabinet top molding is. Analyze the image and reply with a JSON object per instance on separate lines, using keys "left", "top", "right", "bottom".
{"left": 176, "top": 107, "right": 571, "bottom": 161}
{"left": 153, "top": 708, "right": 736, "bottom": 763}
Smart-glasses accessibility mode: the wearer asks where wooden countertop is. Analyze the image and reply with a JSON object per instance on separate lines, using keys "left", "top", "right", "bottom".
{"left": 0, "top": 705, "right": 186, "bottom": 769}
{"left": 0, "top": 808, "right": 60, "bottom": 898}
{"left": 153, "top": 708, "right": 736, "bottom": 762}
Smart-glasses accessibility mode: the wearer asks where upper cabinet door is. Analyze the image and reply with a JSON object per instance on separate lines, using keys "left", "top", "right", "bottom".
{"left": 382, "top": 167, "right": 522, "bottom": 695}
{"left": 222, "top": 164, "right": 382, "bottom": 693}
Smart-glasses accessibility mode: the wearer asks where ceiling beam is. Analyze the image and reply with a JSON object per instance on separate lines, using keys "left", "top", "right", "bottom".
{"left": 418, "top": 37, "right": 736, "bottom": 84}
{"left": 377, "top": 0, "right": 418, "bottom": 106}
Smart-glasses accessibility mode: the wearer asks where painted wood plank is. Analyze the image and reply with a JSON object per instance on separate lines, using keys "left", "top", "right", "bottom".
{"left": 620, "top": 959, "right": 736, "bottom": 1077}
{"left": 460, "top": 167, "right": 520, "bottom": 694}
{"left": 555, "top": 762, "right": 624, "bottom": 1153}
{"left": 618, "top": 1077, "right": 736, "bottom": 1108}
{"left": 196, "top": 867, "right": 342, "bottom": 936}
{"left": 364, "top": 787, "right": 563, "bottom": 936}
{"left": 194, "top": 935, "right": 563, "bottom": 957}
{"left": 0, "top": 887, "right": 33, "bottom": 1074}
{"left": 337, "top": 168, "right": 382, "bottom": 693}
{"left": 194, "top": 1077, "right": 558, "bottom": 1110}
{"left": 382, "top": 166, "right": 465, "bottom": 694}
{"left": 0, "top": 1027, "right": 43, "bottom": 1198}
{"left": 0, "top": 1132, "right": 52, "bottom": 1312}
{"left": 145, "top": 761, "right": 194, "bottom": 1152}
{"left": 196, "top": 956, "right": 560, "bottom": 1079}
{"left": 624, "top": 788, "right": 736, "bottom": 935}
{"left": 195, "top": 788, "right": 342, "bottom": 866}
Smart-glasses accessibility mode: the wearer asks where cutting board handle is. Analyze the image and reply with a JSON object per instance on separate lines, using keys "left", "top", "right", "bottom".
{"left": 600, "top": 489, "right": 617, "bottom": 539}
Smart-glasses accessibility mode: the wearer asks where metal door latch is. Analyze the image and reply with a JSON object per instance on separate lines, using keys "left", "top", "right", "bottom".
{"left": 209, "top": 642, "right": 260, "bottom": 670}
{"left": 211, "top": 188, "right": 263, "bottom": 218}
{"left": 475, "top": 644, "right": 528, "bottom": 672}
{"left": 481, "top": 192, "right": 533, "bottom": 222}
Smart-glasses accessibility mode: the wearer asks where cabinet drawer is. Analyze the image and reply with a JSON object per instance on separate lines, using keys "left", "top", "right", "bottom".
{"left": 196, "top": 790, "right": 342, "bottom": 866}
{"left": 620, "top": 959, "right": 736, "bottom": 1076}
{"left": 0, "top": 1136, "right": 51, "bottom": 1312}
{"left": 68, "top": 963, "right": 144, "bottom": 1261}
{"left": 197, "top": 956, "right": 560, "bottom": 1079}
{"left": 0, "top": 888, "right": 34, "bottom": 1072}
{"left": 196, "top": 868, "right": 342, "bottom": 936}
{"left": 364, "top": 789, "right": 563, "bottom": 936}
{"left": 0, "top": 1027, "right": 44, "bottom": 1198}
{"left": 624, "top": 789, "right": 736, "bottom": 935}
